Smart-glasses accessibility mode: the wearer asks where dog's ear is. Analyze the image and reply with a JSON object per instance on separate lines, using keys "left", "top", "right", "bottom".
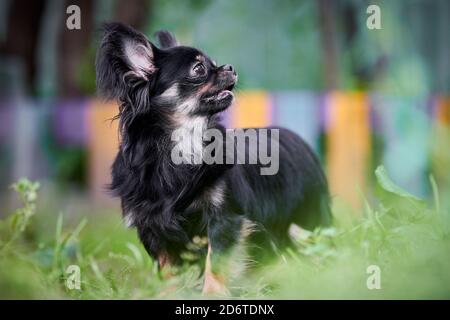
{"left": 96, "top": 22, "right": 157, "bottom": 100}
{"left": 155, "top": 30, "right": 178, "bottom": 49}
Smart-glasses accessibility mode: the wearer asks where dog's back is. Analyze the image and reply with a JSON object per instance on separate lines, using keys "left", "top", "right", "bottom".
{"left": 225, "top": 127, "right": 332, "bottom": 255}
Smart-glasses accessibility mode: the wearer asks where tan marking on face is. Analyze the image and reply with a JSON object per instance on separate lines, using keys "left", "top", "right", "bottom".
{"left": 197, "top": 82, "right": 213, "bottom": 96}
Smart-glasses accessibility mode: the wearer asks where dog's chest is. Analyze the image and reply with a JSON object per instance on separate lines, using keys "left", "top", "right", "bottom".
{"left": 122, "top": 181, "right": 225, "bottom": 228}
{"left": 172, "top": 116, "right": 206, "bottom": 164}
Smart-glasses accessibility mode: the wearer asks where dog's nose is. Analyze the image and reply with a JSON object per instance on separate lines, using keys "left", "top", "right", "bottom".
{"left": 222, "top": 64, "right": 235, "bottom": 74}
{"left": 223, "top": 64, "right": 233, "bottom": 71}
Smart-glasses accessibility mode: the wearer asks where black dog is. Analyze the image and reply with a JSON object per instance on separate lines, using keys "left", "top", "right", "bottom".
{"left": 96, "top": 22, "right": 331, "bottom": 295}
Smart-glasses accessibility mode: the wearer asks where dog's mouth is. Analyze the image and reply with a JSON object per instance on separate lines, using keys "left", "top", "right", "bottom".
{"left": 203, "top": 83, "right": 235, "bottom": 103}
{"left": 215, "top": 83, "right": 235, "bottom": 100}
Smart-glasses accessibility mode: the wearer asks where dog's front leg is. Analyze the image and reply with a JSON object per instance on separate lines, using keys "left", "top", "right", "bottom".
{"left": 157, "top": 253, "right": 173, "bottom": 279}
{"left": 203, "top": 244, "right": 229, "bottom": 296}
{"left": 202, "top": 214, "right": 243, "bottom": 296}
{"left": 157, "top": 253, "right": 179, "bottom": 297}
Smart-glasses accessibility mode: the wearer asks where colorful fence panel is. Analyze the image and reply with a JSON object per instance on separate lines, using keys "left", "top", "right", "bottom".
{"left": 87, "top": 99, "right": 120, "bottom": 203}
{"left": 325, "top": 92, "right": 371, "bottom": 210}
{"left": 228, "top": 91, "right": 272, "bottom": 128}
{"left": 432, "top": 96, "right": 450, "bottom": 207}
{"left": 1, "top": 91, "right": 448, "bottom": 212}
{"left": 271, "top": 91, "right": 322, "bottom": 152}
{"left": 53, "top": 99, "right": 89, "bottom": 146}
{"left": 371, "top": 95, "right": 431, "bottom": 197}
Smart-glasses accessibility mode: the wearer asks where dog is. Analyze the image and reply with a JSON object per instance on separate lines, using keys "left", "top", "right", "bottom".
{"left": 96, "top": 22, "right": 332, "bottom": 295}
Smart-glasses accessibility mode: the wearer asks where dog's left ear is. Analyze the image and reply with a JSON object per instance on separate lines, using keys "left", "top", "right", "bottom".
{"left": 155, "top": 30, "right": 179, "bottom": 49}
{"left": 96, "top": 22, "right": 158, "bottom": 100}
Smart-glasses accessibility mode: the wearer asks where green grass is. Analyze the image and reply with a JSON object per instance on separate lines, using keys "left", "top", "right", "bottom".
{"left": 1, "top": 166, "right": 450, "bottom": 299}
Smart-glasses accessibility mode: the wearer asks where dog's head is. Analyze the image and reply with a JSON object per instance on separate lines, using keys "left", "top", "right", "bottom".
{"left": 96, "top": 23, "right": 237, "bottom": 119}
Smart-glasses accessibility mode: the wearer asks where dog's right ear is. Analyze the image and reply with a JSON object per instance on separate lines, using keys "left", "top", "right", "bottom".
{"left": 155, "top": 30, "right": 178, "bottom": 49}
{"left": 96, "top": 22, "right": 158, "bottom": 100}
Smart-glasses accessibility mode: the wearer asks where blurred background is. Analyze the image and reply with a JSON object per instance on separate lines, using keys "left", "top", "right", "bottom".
{"left": 0, "top": 0, "right": 449, "bottom": 216}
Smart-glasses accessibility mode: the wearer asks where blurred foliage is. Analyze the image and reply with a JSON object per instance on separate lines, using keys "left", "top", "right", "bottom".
{"left": 143, "top": 0, "right": 450, "bottom": 94}
{"left": 2, "top": 179, "right": 39, "bottom": 242}
{"left": 1, "top": 165, "right": 449, "bottom": 299}
{"left": 53, "top": 148, "right": 88, "bottom": 188}
{"left": 149, "top": 0, "right": 323, "bottom": 90}
{"left": 77, "top": 45, "right": 97, "bottom": 96}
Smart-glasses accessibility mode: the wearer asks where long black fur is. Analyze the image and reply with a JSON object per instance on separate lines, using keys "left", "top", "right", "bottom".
{"left": 96, "top": 22, "right": 332, "bottom": 267}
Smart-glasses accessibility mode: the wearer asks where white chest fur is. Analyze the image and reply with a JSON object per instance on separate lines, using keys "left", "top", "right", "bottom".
{"left": 171, "top": 115, "right": 207, "bottom": 165}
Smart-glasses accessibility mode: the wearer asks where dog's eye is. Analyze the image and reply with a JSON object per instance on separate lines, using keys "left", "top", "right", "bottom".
{"left": 192, "top": 63, "right": 206, "bottom": 77}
